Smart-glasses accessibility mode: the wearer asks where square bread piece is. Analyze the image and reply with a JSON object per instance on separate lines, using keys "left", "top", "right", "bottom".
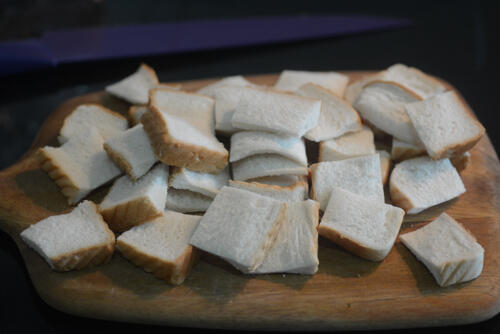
{"left": 354, "top": 81, "right": 422, "bottom": 145}
{"left": 318, "top": 126, "right": 375, "bottom": 162}
{"left": 252, "top": 200, "right": 320, "bottom": 274}
{"left": 229, "top": 179, "right": 308, "bottom": 202}
{"left": 169, "top": 166, "right": 230, "bottom": 198}
{"left": 20, "top": 201, "right": 115, "bottom": 271}
{"left": 165, "top": 188, "right": 212, "bottom": 213}
{"left": 319, "top": 187, "right": 404, "bottom": 261}
{"left": 231, "top": 86, "right": 321, "bottom": 137}
{"left": 104, "top": 124, "right": 158, "bottom": 180}
{"left": 318, "top": 187, "right": 405, "bottom": 261}
{"left": 39, "top": 128, "right": 122, "bottom": 204}
{"left": 311, "top": 154, "right": 384, "bottom": 211}
{"left": 405, "top": 91, "right": 485, "bottom": 160}
{"left": 58, "top": 104, "right": 128, "bottom": 145}
{"left": 389, "top": 156, "right": 466, "bottom": 214}
{"left": 189, "top": 186, "right": 286, "bottom": 273}
{"left": 378, "top": 150, "right": 392, "bottom": 185}
{"left": 99, "top": 164, "right": 168, "bottom": 232}
{"left": 273, "top": 70, "right": 349, "bottom": 97}
{"left": 231, "top": 154, "right": 309, "bottom": 181}
{"left": 230, "top": 131, "right": 308, "bottom": 166}
{"left": 197, "top": 75, "right": 256, "bottom": 97}
{"left": 296, "top": 83, "right": 361, "bottom": 142}
{"left": 143, "top": 88, "right": 228, "bottom": 173}
{"left": 129, "top": 106, "right": 149, "bottom": 126}
{"left": 391, "top": 138, "right": 426, "bottom": 162}
{"left": 105, "top": 63, "right": 159, "bottom": 105}
{"left": 400, "top": 213, "right": 484, "bottom": 287}
{"left": 117, "top": 210, "right": 201, "bottom": 285}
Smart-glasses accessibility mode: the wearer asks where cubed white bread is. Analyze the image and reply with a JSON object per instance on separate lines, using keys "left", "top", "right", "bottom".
{"left": 189, "top": 186, "right": 287, "bottom": 273}
{"left": 230, "top": 131, "right": 307, "bottom": 166}
{"left": 378, "top": 150, "right": 392, "bottom": 185}
{"left": 400, "top": 213, "right": 484, "bottom": 287}
{"left": 319, "top": 187, "right": 404, "bottom": 261}
{"left": 169, "top": 166, "right": 230, "bottom": 198}
{"left": 129, "top": 106, "right": 149, "bottom": 125}
{"left": 58, "top": 104, "right": 128, "bottom": 145}
{"left": 318, "top": 126, "right": 375, "bottom": 162}
{"left": 213, "top": 85, "right": 246, "bottom": 134}
{"left": 229, "top": 179, "right": 308, "bottom": 202}
{"left": 98, "top": 164, "right": 168, "bottom": 232}
{"left": 103, "top": 124, "right": 158, "bottom": 180}
{"left": 38, "top": 128, "right": 122, "bottom": 204}
{"left": 391, "top": 138, "right": 426, "bottom": 162}
{"left": 296, "top": 83, "right": 361, "bottom": 141}
{"left": 231, "top": 86, "right": 321, "bottom": 137}
{"left": 248, "top": 175, "right": 306, "bottom": 187}
{"left": 354, "top": 81, "right": 423, "bottom": 145}
{"left": 274, "top": 70, "right": 349, "bottom": 97}
{"left": 311, "top": 154, "right": 384, "bottom": 211}
{"left": 389, "top": 156, "right": 466, "bottom": 214}
{"left": 231, "top": 154, "right": 309, "bottom": 181}
{"left": 405, "top": 91, "right": 485, "bottom": 160}
{"left": 383, "top": 63, "right": 447, "bottom": 99}
{"left": 143, "top": 88, "right": 228, "bottom": 173}
{"left": 450, "top": 151, "right": 471, "bottom": 172}
{"left": 105, "top": 63, "right": 159, "bottom": 105}
{"left": 197, "top": 75, "right": 256, "bottom": 97}
{"left": 252, "top": 200, "right": 320, "bottom": 274}
{"left": 165, "top": 188, "right": 212, "bottom": 213}
{"left": 20, "top": 201, "right": 115, "bottom": 271}
{"left": 117, "top": 210, "right": 200, "bottom": 285}
{"left": 344, "top": 72, "right": 385, "bottom": 105}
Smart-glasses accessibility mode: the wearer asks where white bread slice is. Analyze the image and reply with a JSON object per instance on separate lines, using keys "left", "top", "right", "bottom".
{"left": 232, "top": 154, "right": 309, "bottom": 181}
{"left": 229, "top": 179, "right": 308, "bottom": 202}
{"left": 296, "top": 83, "right": 361, "bottom": 141}
{"left": 450, "top": 151, "right": 471, "bottom": 172}
{"left": 344, "top": 72, "right": 385, "bottom": 105}
{"left": 197, "top": 75, "right": 256, "bottom": 97}
{"left": 58, "top": 104, "right": 128, "bottom": 145}
{"left": 391, "top": 138, "right": 426, "bottom": 162}
{"left": 252, "top": 200, "right": 320, "bottom": 274}
{"left": 117, "top": 210, "right": 200, "bottom": 285}
{"left": 38, "top": 128, "right": 122, "bottom": 204}
{"left": 165, "top": 188, "right": 212, "bottom": 213}
{"left": 400, "top": 213, "right": 483, "bottom": 287}
{"left": 274, "top": 70, "right": 349, "bottom": 97}
{"left": 310, "top": 154, "right": 384, "bottom": 211}
{"left": 231, "top": 86, "right": 321, "bottom": 137}
{"left": 103, "top": 124, "right": 157, "bottom": 180}
{"left": 213, "top": 85, "right": 246, "bottom": 134}
{"left": 169, "top": 166, "right": 230, "bottom": 198}
{"left": 143, "top": 88, "right": 228, "bottom": 173}
{"left": 354, "top": 81, "right": 423, "bottom": 145}
{"left": 98, "top": 164, "right": 168, "bottom": 232}
{"left": 129, "top": 105, "right": 149, "bottom": 126}
{"left": 405, "top": 91, "right": 485, "bottom": 160}
{"left": 389, "top": 156, "right": 466, "bottom": 214}
{"left": 383, "top": 63, "right": 446, "bottom": 99}
{"left": 230, "top": 131, "right": 307, "bottom": 166}
{"left": 318, "top": 126, "right": 375, "bottom": 162}
{"left": 378, "top": 150, "right": 391, "bottom": 185}
{"left": 189, "top": 186, "right": 286, "bottom": 273}
{"left": 319, "top": 187, "right": 404, "bottom": 261}
{"left": 20, "top": 201, "right": 115, "bottom": 271}
{"left": 105, "top": 63, "right": 159, "bottom": 105}
{"left": 248, "top": 175, "right": 306, "bottom": 187}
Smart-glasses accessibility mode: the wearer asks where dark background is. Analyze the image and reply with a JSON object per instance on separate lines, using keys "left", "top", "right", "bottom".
{"left": 1, "top": 0, "right": 499, "bottom": 333}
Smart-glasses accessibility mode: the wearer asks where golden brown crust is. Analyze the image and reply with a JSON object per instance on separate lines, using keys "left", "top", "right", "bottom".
{"left": 140, "top": 63, "right": 160, "bottom": 85}
{"left": 116, "top": 239, "right": 199, "bottom": 285}
{"left": 141, "top": 106, "right": 228, "bottom": 173}
{"left": 450, "top": 152, "right": 471, "bottom": 172}
{"left": 103, "top": 143, "right": 135, "bottom": 180}
{"left": 128, "top": 106, "right": 149, "bottom": 126}
{"left": 99, "top": 197, "right": 163, "bottom": 233}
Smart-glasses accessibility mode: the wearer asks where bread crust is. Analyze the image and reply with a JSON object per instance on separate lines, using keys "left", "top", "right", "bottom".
{"left": 128, "top": 106, "right": 149, "bottom": 126}
{"left": 116, "top": 239, "right": 199, "bottom": 285}
{"left": 431, "top": 130, "right": 483, "bottom": 160}
{"left": 142, "top": 105, "right": 228, "bottom": 173}
{"left": 140, "top": 63, "right": 160, "bottom": 85}
{"left": 450, "top": 152, "right": 471, "bottom": 172}
{"left": 388, "top": 179, "right": 414, "bottom": 213}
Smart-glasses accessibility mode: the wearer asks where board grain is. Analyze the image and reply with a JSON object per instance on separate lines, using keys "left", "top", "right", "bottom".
{"left": 0, "top": 72, "right": 500, "bottom": 331}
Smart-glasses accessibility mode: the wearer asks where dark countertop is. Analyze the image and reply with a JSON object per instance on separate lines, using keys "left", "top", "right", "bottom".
{"left": 1, "top": 1, "right": 500, "bottom": 333}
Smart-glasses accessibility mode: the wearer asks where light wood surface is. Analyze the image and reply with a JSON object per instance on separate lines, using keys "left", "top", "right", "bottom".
{"left": 1, "top": 72, "right": 499, "bottom": 331}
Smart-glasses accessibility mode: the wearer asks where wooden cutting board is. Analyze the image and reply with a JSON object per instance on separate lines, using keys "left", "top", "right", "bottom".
{"left": 1, "top": 72, "right": 499, "bottom": 331}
